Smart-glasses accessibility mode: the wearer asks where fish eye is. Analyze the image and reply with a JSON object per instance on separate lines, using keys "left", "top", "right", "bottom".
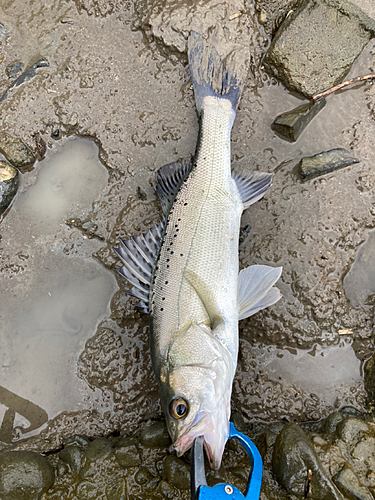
{"left": 169, "top": 397, "right": 189, "bottom": 419}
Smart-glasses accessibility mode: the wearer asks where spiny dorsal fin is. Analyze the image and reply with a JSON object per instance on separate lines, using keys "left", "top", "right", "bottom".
{"left": 238, "top": 265, "right": 282, "bottom": 320}
{"left": 113, "top": 222, "right": 164, "bottom": 314}
{"left": 232, "top": 171, "right": 273, "bottom": 210}
{"left": 155, "top": 158, "right": 193, "bottom": 215}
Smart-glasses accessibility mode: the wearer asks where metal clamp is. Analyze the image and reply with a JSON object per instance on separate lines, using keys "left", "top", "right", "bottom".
{"left": 190, "top": 422, "right": 263, "bottom": 500}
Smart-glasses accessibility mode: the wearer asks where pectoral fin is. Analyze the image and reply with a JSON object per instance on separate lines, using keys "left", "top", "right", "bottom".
{"left": 238, "top": 265, "right": 282, "bottom": 320}
{"left": 184, "top": 268, "right": 223, "bottom": 329}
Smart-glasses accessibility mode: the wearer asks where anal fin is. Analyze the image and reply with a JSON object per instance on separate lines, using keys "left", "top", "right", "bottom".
{"left": 232, "top": 171, "right": 273, "bottom": 210}
{"left": 238, "top": 265, "right": 282, "bottom": 320}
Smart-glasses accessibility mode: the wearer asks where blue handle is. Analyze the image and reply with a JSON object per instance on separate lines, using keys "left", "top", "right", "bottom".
{"left": 197, "top": 422, "right": 262, "bottom": 500}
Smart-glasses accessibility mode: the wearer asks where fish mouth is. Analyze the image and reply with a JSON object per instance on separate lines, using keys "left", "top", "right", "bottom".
{"left": 174, "top": 411, "right": 229, "bottom": 470}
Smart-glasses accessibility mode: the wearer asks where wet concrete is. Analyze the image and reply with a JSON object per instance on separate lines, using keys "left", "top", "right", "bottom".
{"left": 0, "top": 0, "right": 374, "bottom": 484}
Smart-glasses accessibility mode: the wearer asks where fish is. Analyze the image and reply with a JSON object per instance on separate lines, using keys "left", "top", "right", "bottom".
{"left": 114, "top": 31, "right": 282, "bottom": 470}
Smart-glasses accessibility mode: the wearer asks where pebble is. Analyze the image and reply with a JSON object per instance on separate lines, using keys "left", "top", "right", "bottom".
{"left": 334, "top": 467, "right": 373, "bottom": 500}
{"left": 63, "top": 434, "right": 90, "bottom": 448}
{"left": 84, "top": 437, "right": 113, "bottom": 461}
{"left": 76, "top": 480, "right": 98, "bottom": 500}
{"left": 272, "top": 98, "right": 326, "bottom": 142}
{"left": 163, "top": 455, "right": 190, "bottom": 490}
{"left": 324, "top": 412, "right": 344, "bottom": 434}
{"left": 59, "top": 445, "right": 84, "bottom": 475}
{"left": 0, "top": 161, "right": 19, "bottom": 215}
{"left": 135, "top": 466, "right": 153, "bottom": 485}
{"left": 0, "top": 450, "right": 54, "bottom": 500}
{"left": 115, "top": 438, "right": 141, "bottom": 467}
{"left": 272, "top": 423, "right": 343, "bottom": 499}
{"left": 140, "top": 421, "right": 171, "bottom": 448}
{"left": 0, "top": 133, "right": 35, "bottom": 171}
{"left": 299, "top": 149, "right": 359, "bottom": 181}
{"left": 336, "top": 418, "right": 369, "bottom": 444}
{"left": 105, "top": 477, "right": 126, "bottom": 500}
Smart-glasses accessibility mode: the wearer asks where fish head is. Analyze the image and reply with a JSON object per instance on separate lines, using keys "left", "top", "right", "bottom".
{"left": 160, "top": 323, "right": 234, "bottom": 470}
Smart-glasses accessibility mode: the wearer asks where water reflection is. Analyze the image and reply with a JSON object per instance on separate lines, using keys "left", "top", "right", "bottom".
{"left": 0, "top": 386, "right": 48, "bottom": 443}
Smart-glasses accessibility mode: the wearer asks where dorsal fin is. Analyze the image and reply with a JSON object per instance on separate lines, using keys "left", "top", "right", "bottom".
{"left": 113, "top": 222, "right": 164, "bottom": 314}
{"left": 155, "top": 158, "right": 193, "bottom": 215}
{"left": 232, "top": 171, "right": 273, "bottom": 209}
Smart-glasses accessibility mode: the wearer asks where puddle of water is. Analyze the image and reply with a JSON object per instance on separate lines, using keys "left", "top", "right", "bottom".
{"left": 260, "top": 342, "right": 361, "bottom": 400}
{"left": 343, "top": 229, "right": 375, "bottom": 308}
{"left": 236, "top": 339, "right": 364, "bottom": 421}
{"left": 0, "top": 138, "right": 117, "bottom": 443}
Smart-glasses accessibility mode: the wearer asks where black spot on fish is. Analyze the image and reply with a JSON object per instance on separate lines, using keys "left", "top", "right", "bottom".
{"left": 171, "top": 251, "right": 174, "bottom": 255}
{"left": 178, "top": 218, "right": 181, "bottom": 221}
{"left": 162, "top": 297, "right": 165, "bottom": 301}
{"left": 166, "top": 259, "right": 170, "bottom": 262}
{"left": 180, "top": 254, "right": 183, "bottom": 257}
{"left": 184, "top": 203, "right": 188, "bottom": 206}
{"left": 161, "top": 308, "right": 164, "bottom": 311}
{"left": 165, "top": 281, "right": 168, "bottom": 285}
{"left": 167, "top": 265, "right": 169, "bottom": 269}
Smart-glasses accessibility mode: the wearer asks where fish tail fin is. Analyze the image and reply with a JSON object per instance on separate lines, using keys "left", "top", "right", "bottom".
{"left": 187, "top": 31, "right": 243, "bottom": 115}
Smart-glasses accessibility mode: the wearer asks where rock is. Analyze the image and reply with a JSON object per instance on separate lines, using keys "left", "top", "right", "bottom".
{"left": 324, "top": 412, "right": 344, "bottom": 434}
{"left": 272, "top": 423, "right": 343, "bottom": 499}
{"left": 271, "top": 98, "right": 326, "bottom": 142}
{"left": 115, "top": 438, "right": 141, "bottom": 467}
{"left": 135, "top": 466, "right": 154, "bottom": 486}
{"left": 299, "top": 148, "right": 360, "bottom": 180}
{"left": 239, "top": 224, "right": 252, "bottom": 246}
{"left": 0, "top": 161, "right": 19, "bottom": 215}
{"left": 159, "top": 480, "right": 176, "bottom": 498}
{"left": 0, "top": 134, "right": 35, "bottom": 172}
{"left": 263, "top": 0, "right": 375, "bottom": 97}
{"left": 76, "top": 480, "right": 98, "bottom": 500}
{"left": 140, "top": 421, "right": 171, "bottom": 448}
{"left": 105, "top": 478, "right": 126, "bottom": 500}
{"left": 163, "top": 455, "right": 190, "bottom": 490}
{"left": 336, "top": 418, "right": 369, "bottom": 443}
{"left": 334, "top": 467, "right": 373, "bottom": 500}
{"left": 85, "top": 437, "right": 113, "bottom": 461}
{"left": 351, "top": 436, "right": 375, "bottom": 461}
{"left": 63, "top": 434, "right": 90, "bottom": 448}
{"left": 0, "top": 450, "right": 54, "bottom": 500}
{"left": 59, "top": 445, "right": 84, "bottom": 475}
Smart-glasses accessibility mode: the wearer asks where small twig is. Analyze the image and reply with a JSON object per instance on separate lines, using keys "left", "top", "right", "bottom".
{"left": 338, "top": 328, "right": 353, "bottom": 335}
{"left": 304, "top": 469, "right": 312, "bottom": 498}
{"left": 229, "top": 11, "right": 242, "bottom": 20}
{"left": 313, "top": 74, "right": 375, "bottom": 101}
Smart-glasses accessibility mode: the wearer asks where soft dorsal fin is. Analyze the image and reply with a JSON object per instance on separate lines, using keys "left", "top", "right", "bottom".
{"left": 238, "top": 265, "right": 282, "bottom": 320}
{"left": 113, "top": 222, "right": 164, "bottom": 314}
{"left": 155, "top": 158, "right": 193, "bottom": 215}
{"left": 232, "top": 171, "right": 273, "bottom": 209}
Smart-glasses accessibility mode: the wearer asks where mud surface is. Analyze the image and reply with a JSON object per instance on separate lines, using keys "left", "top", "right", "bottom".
{"left": 1, "top": 0, "right": 375, "bottom": 479}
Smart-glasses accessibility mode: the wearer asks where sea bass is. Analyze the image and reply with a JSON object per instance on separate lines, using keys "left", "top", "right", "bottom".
{"left": 114, "top": 32, "right": 282, "bottom": 470}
